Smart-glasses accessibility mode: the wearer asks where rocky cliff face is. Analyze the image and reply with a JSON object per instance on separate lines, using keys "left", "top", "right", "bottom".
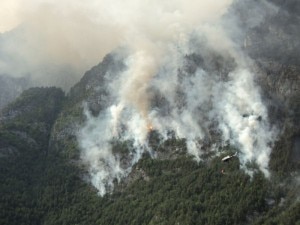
{"left": 254, "top": 60, "right": 300, "bottom": 172}
{"left": 49, "top": 53, "right": 126, "bottom": 159}
{"left": 247, "top": 1, "right": 300, "bottom": 172}
{"left": 42, "top": 56, "right": 299, "bottom": 197}
{"left": 0, "top": 1, "right": 299, "bottom": 224}
{"left": 0, "top": 87, "right": 65, "bottom": 157}
{"left": 0, "top": 75, "right": 30, "bottom": 110}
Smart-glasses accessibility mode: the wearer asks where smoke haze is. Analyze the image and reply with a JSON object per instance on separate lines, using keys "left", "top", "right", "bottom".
{"left": 0, "top": 0, "right": 232, "bottom": 88}
{"left": 75, "top": 0, "right": 279, "bottom": 195}
{"left": 0, "top": 0, "right": 282, "bottom": 195}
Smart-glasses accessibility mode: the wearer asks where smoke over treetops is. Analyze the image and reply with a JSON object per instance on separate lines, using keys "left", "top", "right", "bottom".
{"left": 0, "top": 0, "right": 280, "bottom": 195}
{"left": 75, "top": 1, "right": 279, "bottom": 195}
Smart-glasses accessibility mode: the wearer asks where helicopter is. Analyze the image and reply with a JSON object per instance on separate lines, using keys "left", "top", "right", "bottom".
{"left": 221, "top": 152, "right": 238, "bottom": 162}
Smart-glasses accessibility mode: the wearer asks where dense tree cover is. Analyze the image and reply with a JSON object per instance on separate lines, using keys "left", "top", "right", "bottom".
{"left": 1, "top": 149, "right": 299, "bottom": 225}
{"left": 0, "top": 87, "right": 66, "bottom": 225}
{"left": 0, "top": 86, "right": 299, "bottom": 225}
{"left": 102, "top": 156, "right": 268, "bottom": 225}
{"left": 1, "top": 87, "right": 64, "bottom": 125}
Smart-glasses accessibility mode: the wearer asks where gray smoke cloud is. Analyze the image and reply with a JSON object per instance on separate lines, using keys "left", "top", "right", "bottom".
{"left": 0, "top": 0, "right": 281, "bottom": 195}
{"left": 2, "top": 0, "right": 230, "bottom": 89}
{"left": 74, "top": 0, "right": 280, "bottom": 195}
{"left": 0, "top": 0, "right": 123, "bottom": 89}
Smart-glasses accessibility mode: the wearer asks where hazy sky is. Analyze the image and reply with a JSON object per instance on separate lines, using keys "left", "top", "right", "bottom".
{"left": 0, "top": 0, "right": 122, "bottom": 88}
{"left": 0, "top": 0, "right": 282, "bottom": 194}
{"left": 0, "top": 0, "right": 21, "bottom": 32}
{"left": 0, "top": 0, "right": 234, "bottom": 89}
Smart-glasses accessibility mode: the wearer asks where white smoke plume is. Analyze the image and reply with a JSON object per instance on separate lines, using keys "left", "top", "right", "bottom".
{"left": 75, "top": 0, "right": 279, "bottom": 195}
{"left": 0, "top": 0, "right": 278, "bottom": 194}
{"left": 0, "top": 0, "right": 243, "bottom": 90}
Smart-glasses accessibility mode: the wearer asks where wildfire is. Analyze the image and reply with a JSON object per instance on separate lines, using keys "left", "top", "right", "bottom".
{"left": 148, "top": 124, "right": 153, "bottom": 131}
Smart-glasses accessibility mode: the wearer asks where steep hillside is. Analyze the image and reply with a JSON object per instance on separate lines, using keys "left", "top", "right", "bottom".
{"left": 0, "top": 87, "right": 65, "bottom": 224}
{"left": 0, "top": 1, "right": 299, "bottom": 224}
{"left": 49, "top": 53, "right": 125, "bottom": 159}
{"left": 0, "top": 75, "right": 30, "bottom": 110}
{"left": 1, "top": 53, "right": 298, "bottom": 225}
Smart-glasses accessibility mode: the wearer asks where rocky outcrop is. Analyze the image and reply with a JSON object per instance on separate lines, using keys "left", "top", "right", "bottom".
{"left": 0, "top": 75, "right": 30, "bottom": 110}
{"left": 0, "top": 87, "right": 65, "bottom": 157}
{"left": 49, "top": 53, "right": 126, "bottom": 159}
{"left": 239, "top": 0, "right": 300, "bottom": 172}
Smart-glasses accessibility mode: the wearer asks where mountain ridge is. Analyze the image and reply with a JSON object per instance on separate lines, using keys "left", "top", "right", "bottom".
{"left": 0, "top": 0, "right": 299, "bottom": 224}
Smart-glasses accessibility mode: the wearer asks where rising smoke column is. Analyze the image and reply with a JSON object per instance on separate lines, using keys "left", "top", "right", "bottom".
{"left": 75, "top": 0, "right": 278, "bottom": 195}
{"left": 211, "top": 68, "right": 277, "bottom": 177}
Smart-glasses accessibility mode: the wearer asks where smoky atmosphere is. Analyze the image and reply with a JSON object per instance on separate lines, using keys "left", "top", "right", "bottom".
{"left": 0, "top": 1, "right": 299, "bottom": 225}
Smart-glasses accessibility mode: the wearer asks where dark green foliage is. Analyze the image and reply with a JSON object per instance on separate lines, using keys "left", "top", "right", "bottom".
{"left": 104, "top": 156, "right": 268, "bottom": 225}
{"left": 2, "top": 87, "right": 65, "bottom": 125}
{"left": 0, "top": 87, "right": 66, "bottom": 224}
{"left": 2, "top": 144, "right": 298, "bottom": 225}
{"left": 0, "top": 86, "right": 299, "bottom": 225}
{"left": 0, "top": 87, "right": 65, "bottom": 151}
{"left": 270, "top": 125, "right": 300, "bottom": 175}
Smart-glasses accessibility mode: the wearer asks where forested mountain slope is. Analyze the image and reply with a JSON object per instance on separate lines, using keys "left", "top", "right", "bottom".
{"left": 0, "top": 58, "right": 299, "bottom": 225}
{"left": 0, "top": 0, "right": 299, "bottom": 224}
